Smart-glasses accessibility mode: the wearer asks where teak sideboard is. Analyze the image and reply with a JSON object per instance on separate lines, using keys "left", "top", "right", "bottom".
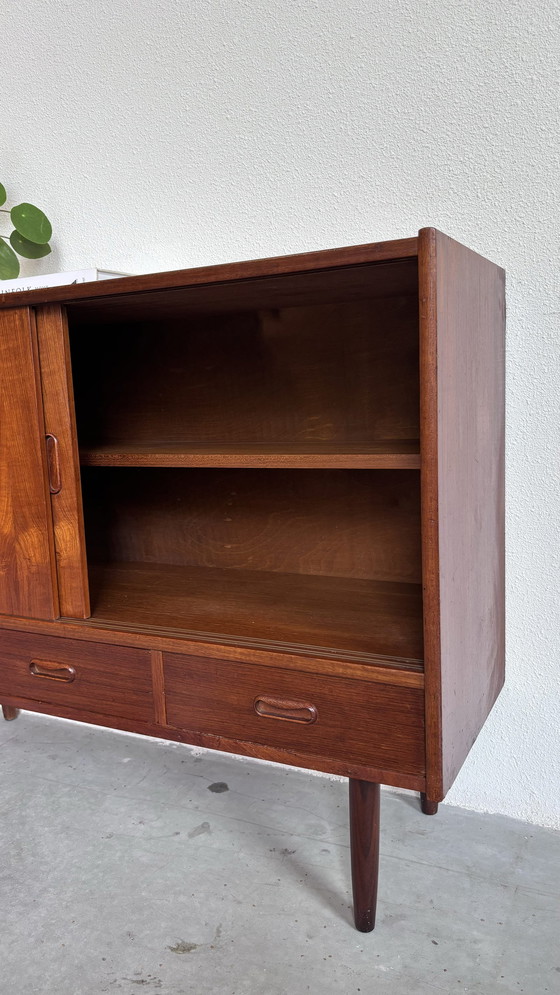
{"left": 0, "top": 228, "right": 505, "bottom": 931}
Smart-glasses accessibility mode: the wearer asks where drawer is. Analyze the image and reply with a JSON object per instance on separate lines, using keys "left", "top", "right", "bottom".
{"left": 164, "top": 653, "right": 425, "bottom": 775}
{"left": 0, "top": 630, "right": 152, "bottom": 722}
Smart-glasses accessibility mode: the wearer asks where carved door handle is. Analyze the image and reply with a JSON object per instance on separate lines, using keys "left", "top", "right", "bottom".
{"left": 45, "top": 434, "right": 61, "bottom": 494}
{"left": 253, "top": 695, "right": 318, "bottom": 724}
{"left": 30, "top": 659, "right": 76, "bottom": 683}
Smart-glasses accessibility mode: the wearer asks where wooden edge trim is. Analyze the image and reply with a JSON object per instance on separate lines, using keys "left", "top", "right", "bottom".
{"left": 418, "top": 227, "right": 443, "bottom": 799}
{"left": 0, "top": 238, "right": 418, "bottom": 310}
{"left": 1, "top": 697, "right": 426, "bottom": 790}
{"left": 0, "top": 614, "right": 424, "bottom": 688}
{"left": 79, "top": 450, "right": 422, "bottom": 470}
{"left": 28, "top": 308, "right": 60, "bottom": 618}
{"left": 150, "top": 650, "right": 166, "bottom": 725}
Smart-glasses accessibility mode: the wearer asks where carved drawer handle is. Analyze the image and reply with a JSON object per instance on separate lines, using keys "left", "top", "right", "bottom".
{"left": 45, "top": 434, "right": 62, "bottom": 494}
{"left": 30, "top": 659, "right": 76, "bottom": 683}
{"left": 253, "top": 695, "right": 318, "bottom": 724}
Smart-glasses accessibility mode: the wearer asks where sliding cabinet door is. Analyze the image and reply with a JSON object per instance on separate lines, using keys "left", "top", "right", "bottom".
{"left": 35, "top": 305, "right": 90, "bottom": 618}
{"left": 0, "top": 307, "right": 58, "bottom": 618}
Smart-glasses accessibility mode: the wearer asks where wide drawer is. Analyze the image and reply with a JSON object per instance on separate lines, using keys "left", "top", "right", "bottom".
{"left": 0, "top": 630, "right": 152, "bottom": 722}
{"left": 164, "top": 653, "right": 425, "bottom": 775}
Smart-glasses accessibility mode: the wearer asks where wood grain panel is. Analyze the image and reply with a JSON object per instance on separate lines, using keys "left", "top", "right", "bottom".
{"left": 419, "top": 228, "right": 505, "bottom": 799}
{"left": 35, "top": 305, "right": 90, "bottom": 618}
{"left": 164, "top": 652, "right": 426, "bottom": 775}
{"left": 81, "top": 468, "right": 422, "bottom": 584}
{"left": 0, "top": 629, "right": 152, "bottom": 721}
{"left": 0, "top": 307, "right": 58, "bottom": 619}
{"left": 71, "top": 297, "right": 418, "bottom": 450}
{"left": 68, "top": 258, "right": 419, "bottom": 323}
{"left": 87, "top": 562, "right": 424, "bottom": 663}
{"left": 79, "top": 440, "right": 421, "bottom": 469}
{"left": 0, "top": 611, "right": 424, "bottom": 686}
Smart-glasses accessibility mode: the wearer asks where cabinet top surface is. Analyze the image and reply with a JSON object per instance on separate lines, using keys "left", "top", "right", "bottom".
{"left": 0, "top": 234, "right": 420, "bottom": 311}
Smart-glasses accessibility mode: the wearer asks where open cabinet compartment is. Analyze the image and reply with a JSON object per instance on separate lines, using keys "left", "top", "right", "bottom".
{"left": 80, "top": 466, "right": 423, "bottom": 664}
{"left": 68, "top": 256, "right": 420, "bottom": 465}
{"left": 66, "top": 252, "right": 423, "bottom": 666}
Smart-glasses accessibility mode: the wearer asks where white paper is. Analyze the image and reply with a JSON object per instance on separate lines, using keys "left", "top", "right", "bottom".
{"left": 0, "top": 269, "right": 128, "bottom": 293}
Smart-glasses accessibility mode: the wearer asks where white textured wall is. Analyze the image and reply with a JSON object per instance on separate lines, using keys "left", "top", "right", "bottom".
{"left": 3, "top": 1, "right": 559, "bottom": 827}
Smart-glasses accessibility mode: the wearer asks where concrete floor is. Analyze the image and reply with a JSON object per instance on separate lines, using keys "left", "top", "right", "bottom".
{"left": 0, "top": 713, "right": 558, "bottom": 995}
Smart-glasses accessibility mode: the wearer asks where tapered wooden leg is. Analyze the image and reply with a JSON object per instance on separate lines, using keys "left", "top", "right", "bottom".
{"left": 2, "top": 705, "right": 19, "bottom": 721}
{"left": 420, "top": 792, "right": 438, "bottom": 815}
{"left": 349, "top": 779, "right": 380, "bottom": 932}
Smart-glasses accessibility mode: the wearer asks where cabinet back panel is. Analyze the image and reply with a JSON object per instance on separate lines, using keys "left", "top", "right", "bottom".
{"left": 82, "top": 468, "right": 421, "bottom": 584}
{"left": 70, "top": 297, "right": 419, "bottom": 447}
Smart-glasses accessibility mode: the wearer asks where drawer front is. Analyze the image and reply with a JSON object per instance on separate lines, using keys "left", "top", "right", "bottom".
{"left": 164, "top": 653, "right": 425, "bottom": 775}
{"left": 0, "top": 630, "right": 152, "bottom": 722}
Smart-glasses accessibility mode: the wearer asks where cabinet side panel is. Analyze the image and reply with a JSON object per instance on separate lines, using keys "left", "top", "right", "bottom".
{"left": 420, "top": 229, "right": 505, "bottom": 798}
{"left": 0, "top": 307, "right": 58, "bottom": 618}
{"left": 35, "top": 305, "right": 90, "bottom": 617}
{"left": 418, "top": 230, "right": 443, "bottom": 797}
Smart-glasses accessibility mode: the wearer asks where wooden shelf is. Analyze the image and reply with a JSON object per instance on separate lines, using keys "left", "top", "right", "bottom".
{"left": 88, "top": 561, "right": 424, "bottom": 665}
{"left": 79, "top": 441, "right": 421, "bottom": 469}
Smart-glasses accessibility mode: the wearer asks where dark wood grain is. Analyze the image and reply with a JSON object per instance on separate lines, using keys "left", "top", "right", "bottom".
{"left": 0, "top": 630, "right": 152, "bottom": 722}
{"left": 0, "top": 612, "right": 424, "bottom": 687}
{"left": 70, "top": 298, "right": 418, "bottom": 450}
{"left": 0, "top": 307, "right": 58, "bottom": 619}
{"left": 419, "top": 228, "right": 505, "bottom": 799}
{"left": 35, "top": 305, "right": 90, "bottom": 618}
{"left": 81, "top": 468, "right": 422, "bottom": 585}
{"left": 164, "top": 652, "right": 425, "bottom": 774}
{"left": 349, "top": 780, "right": 381, "bottom": 931}
{"left": 0, "top": 238, "right": 418, "bottom": 311}
{"left": 79, "top": 440, "right": 421, "bottom": 469}
{"left": 87, "top": 561, "right": 424, "bottom": 663}
{"left": 67, "top": 258, "right": 419, "bottom": 324}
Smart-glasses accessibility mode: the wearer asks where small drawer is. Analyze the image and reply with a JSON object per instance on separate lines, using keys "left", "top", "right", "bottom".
{"left": 164, "top": 653, "right": 425, "bottom": 775}
{"left": 0, "top": 630, "right": 152, "bottom": 722}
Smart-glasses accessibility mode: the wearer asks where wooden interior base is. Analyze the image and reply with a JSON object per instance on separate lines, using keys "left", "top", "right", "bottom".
{"left": 88, "top": 561, "right": 424, "bottom": 663}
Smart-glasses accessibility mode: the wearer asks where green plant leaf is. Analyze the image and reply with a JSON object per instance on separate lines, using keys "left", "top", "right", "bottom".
{"left": 10, "top": 230, "right": 52, "bottom": 259}
{"left": 10, "top": 202, "right": 52, "bottom": 244}
{"left": 0, "top": 183, "right": 6, "bottom": 206}
{"left": 0, "top": 240, "right": 20, "bottom": 279}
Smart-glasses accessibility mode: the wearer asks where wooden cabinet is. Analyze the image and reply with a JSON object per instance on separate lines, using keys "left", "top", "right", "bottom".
{"left": 0, "top": 228, "right": 505, "bottom": 931}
